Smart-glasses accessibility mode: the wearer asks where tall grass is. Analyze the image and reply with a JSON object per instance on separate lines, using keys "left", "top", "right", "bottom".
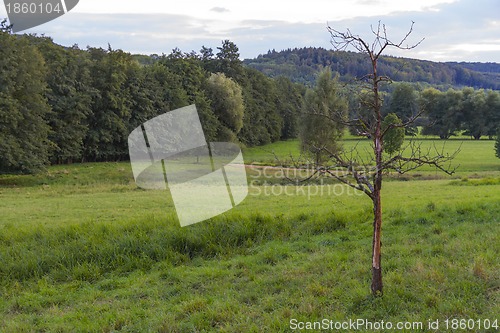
{"left": 0, "top": 210, "right": 349, "bottom": 284}
{"left": 1, "top": 199, "right": 498, "bottom": 332}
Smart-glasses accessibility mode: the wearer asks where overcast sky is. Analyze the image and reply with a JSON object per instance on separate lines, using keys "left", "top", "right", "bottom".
{"left": 1, "top": 0, "right": 499, "bottom": 62}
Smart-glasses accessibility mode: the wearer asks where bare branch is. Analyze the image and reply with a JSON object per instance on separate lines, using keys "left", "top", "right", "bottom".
{"left": 266, "top": 149, "right": 323, "bottom": 184}
{"left": 327, "top": 24, "right": 372, "bottom": 55}
{"left": 329, "top": 21, "right": 425, "bottom": 61}
{"left": 394, "top": 21, "right": 425, "bottom": 50}
{"left": 382, "top": 141, "right": 461, "bottom": 175}
{"left": 380, "top": 107, "right": 426, "bottom": 139}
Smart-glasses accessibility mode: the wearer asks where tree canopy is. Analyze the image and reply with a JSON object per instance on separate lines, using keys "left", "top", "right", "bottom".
{"left": 0, "top": 34, "right": 304, "bottom": 173}
{"left": 0, "top": 31, "right": 50, "bottom": 173}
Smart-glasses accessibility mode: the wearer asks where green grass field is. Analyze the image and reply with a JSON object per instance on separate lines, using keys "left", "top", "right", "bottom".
{"left": 243, "top": 138, "right": 500, "bottom": 174}
{"left": 0, "top": 139, "right": 499, "bottom": 332}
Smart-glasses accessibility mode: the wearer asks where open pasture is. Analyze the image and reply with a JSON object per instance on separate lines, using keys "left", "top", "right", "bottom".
{"left": 0, "top": 139, "right": 499, "bottom": 332}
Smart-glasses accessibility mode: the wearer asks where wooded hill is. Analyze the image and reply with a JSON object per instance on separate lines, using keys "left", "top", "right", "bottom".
{"left": 243, "top": 47, "right": 500, "bottom": 90}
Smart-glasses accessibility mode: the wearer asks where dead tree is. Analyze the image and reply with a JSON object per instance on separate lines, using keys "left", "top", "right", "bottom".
{"left": 294, "top": 22, "right": 459, "bottom": 296}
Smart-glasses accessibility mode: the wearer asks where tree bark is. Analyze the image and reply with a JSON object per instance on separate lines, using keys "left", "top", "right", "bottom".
{"left": 371, "top": 184, "right": 383, "bottom": 295}
{"left": 371, "top": 132, "right": 383, "bottom": 296}
{"left": 371, "top": 56, "right": 383, "bottom": 296}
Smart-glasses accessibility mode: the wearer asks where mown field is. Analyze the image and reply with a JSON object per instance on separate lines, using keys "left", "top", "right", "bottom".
{"left": 0, "top": 139, "right": 499, "bottom": 332}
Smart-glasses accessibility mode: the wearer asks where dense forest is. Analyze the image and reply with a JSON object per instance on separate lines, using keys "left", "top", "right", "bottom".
{"left": 1, "top": 21, "right": 499, "bottom": 174}
{"left": 244, "top": 47, "right": 500, "bottom": 89}
{"left": 0, "top": 26, "right": 304, "bottom": 173}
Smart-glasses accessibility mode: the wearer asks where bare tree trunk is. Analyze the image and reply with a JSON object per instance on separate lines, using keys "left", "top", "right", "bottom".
{"left": 371, "top": 57, "right": 383, "bottom": 296}
{"left": 371, "top": 180, "right": 383, "bottom": 295}
{"left": 371, "top": 128, "right": 384, "bottom": 295}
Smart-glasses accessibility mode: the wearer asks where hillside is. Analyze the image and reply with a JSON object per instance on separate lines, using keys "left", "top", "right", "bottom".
{"left": 243, "top": 47, "right": 500, "bottom": 89}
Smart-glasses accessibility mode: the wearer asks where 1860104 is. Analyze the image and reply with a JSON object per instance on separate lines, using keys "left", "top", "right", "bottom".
{"left": 5, "top": 2, "right": 64, "bottom": 14}
{"left": 444, "top": 318, "right": 499, "bottom": 330}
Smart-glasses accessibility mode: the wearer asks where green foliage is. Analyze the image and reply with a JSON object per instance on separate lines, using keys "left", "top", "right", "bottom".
{"left": 382, "top": 113, "right": 405, "bottom": 155}
{"left": 1, "top": 36, "right": 308, "bottom": 172}
{"left": 205, "top": 73, "right": 245, "bottom": 139}
{"left": 347, "top": 88, "right": 379, "bottom": 136}
{"left": 0, "top": 33, "right": 51, "bottom": 173}
{"left": 274, "top": 77, "right": 304, "bottom": 139}
{"left": 248, "top": 48, "right": 500, "bottom": 144}
{"left": 299, "top": 69, "right": 347, "bottom": 163}
{"left": 485, "top": 90, "right": 500, "bottom": 138}
{"left": 215, "top": 40, "right": 243, "bottom": 79}
{"left": 421, "top": 88, "right": 462, "bottom": 139}
{"left": 82, "top": 47, "right": 139, "bottom": 161}
{"left": 158, "top": 49, "right": 220, "bottom": 142}
{"left": 421, "top": 87, "right": 500, "bottom": 140}
{"left": 1, "top": 33, "right": 498, "bottom": 174}
{"left": 31, "top": 37, "right": 94, "bottom": 164}
{"left": 237, "top": 68, "right": 284, "bottom": 146}
{"left": 386, "top": 83, "right": 418, "bottom": 136}
{"left": 462, "top": 88, "right": 500, "bottom": 140}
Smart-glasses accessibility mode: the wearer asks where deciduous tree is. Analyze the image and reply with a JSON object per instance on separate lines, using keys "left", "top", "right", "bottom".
{"left": 299, "top": 69, "right": 347, "bottom": 164}
{"left": 382, "top": 113, "right": 405, "bottom": 155}
{"left": 237, "top": 68, "right": 283, "bottom": 146}
{"left": 205, "top": 72, "right": 245, "bottom": 142}
{"left": 32, "top": 37, "right": 94, "bottom": 164}
{"left": 387, "top": 83, "right": 418, "bottom": 135}
{"left": 83, "top": 47, "right": 137, "bottom": 161}
{"left": 275, "top": 77, "right": 304, "bottom": 140}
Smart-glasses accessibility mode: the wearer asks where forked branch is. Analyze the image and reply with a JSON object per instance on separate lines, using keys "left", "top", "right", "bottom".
{"left": 327, "top": 21, "right": 425, "bottom": 60}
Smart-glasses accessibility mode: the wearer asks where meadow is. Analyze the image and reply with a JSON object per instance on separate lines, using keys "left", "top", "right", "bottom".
{"left": 0, "top": 138, "right": 499, "bottom": 332}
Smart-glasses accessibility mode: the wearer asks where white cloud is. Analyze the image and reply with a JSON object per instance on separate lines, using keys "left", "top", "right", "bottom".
{"left": 1, "top": 0, "right": 499, "bottom": 62}
{"left": 451, "top": 43, "right": 500, "bottom": 52}
{"left": 210, "top": 7, "right": 230, "bottom": 14}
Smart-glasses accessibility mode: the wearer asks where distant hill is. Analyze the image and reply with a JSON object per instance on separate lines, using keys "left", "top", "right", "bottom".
{"left": 243, "top": 47, "right": 500, "bottom": 90}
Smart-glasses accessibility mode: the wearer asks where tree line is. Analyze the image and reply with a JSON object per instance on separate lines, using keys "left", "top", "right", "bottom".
{"left": 376, "top": 83, "right": 500, "bottom": 140}
{"left": 302, "top": 78, "right": 500, "bottom": 145}
{"left": 0, "top": 28, "right": 304, "bottom": 173}
{"left": 244, "top": 47, "right": 500, "bottom": 89}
